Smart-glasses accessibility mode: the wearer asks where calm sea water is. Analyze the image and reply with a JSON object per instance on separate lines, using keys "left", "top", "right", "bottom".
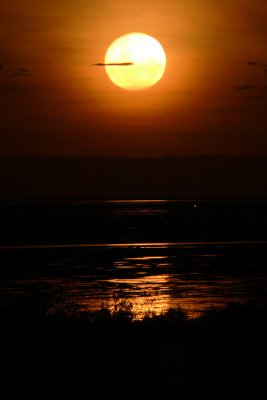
{"left": 0, "top": 199, "right": 267, "bottom": 318}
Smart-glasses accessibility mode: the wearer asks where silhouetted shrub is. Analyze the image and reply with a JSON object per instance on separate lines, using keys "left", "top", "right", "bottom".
{"left": 1, "top": 300, "right": 267, "bottom": 399}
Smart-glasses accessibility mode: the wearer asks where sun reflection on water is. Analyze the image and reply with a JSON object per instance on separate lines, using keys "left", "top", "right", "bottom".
{"left": 67, "top": 244, "right": 267, "bottom": 319}
{"left": 95, "top": 273, "right": 170, "bottom": 319}
{"left": 1, "top": 241, "right": 267, "bottom": 320}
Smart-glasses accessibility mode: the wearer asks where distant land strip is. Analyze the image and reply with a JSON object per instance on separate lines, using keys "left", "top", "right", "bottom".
{"left": 1, "top": 241, "right": 267, "bottom": 251}
{"left": 0, "top": 156, "right": 267, "bottom": 199}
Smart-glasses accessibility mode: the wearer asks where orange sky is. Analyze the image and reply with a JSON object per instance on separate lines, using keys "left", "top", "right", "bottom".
{"left": 1, "top": 0, "right": 267, "bottom": 157}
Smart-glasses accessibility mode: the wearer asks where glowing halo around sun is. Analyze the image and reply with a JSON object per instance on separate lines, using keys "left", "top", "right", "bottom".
{"left": 104, "top": 33, "right": 166, "bottom": 91}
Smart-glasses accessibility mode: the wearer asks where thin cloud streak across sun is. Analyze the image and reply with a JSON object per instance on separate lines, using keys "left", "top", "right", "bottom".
{"left": 93, "top": 62, "right": 134, "bottom": 66}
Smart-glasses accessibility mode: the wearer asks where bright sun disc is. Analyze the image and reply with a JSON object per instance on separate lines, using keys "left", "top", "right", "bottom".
{"left": 105, "top": 33, "right": 166, "bottom": 91}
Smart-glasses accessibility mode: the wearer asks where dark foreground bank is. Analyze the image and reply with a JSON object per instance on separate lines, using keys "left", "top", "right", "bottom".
{"left": 0, "top": 301, "right": 266, "bottom": 400}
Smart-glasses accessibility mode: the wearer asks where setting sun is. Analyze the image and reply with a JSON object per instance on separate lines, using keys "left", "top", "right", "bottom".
{"left": 104, "top": 32, "right": 166, "bottom": 91}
